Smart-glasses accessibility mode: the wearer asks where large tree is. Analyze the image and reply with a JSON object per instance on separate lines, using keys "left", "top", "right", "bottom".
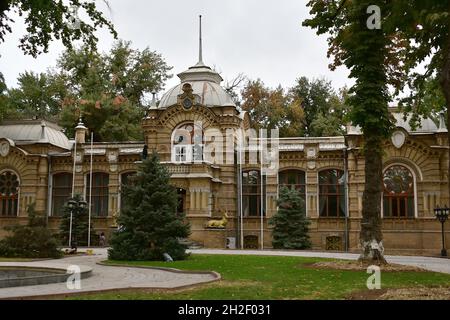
{"left": 7, "top": 71, "right": 67, "bottom": 119}
{"left": 57, "top": 41, "right": 171, "bottom": 141}
{"left": 270, "top": 187, "right": 311, "bottom": 250}
{"left": 240, "top": 77, "right": 348, "bottom": 137}
{"left": 108, "top": 152, "right": 191, "bottom": 261}
{"left": 289, "top": 77, "right": 348, "bottom": 137}
{"left": 0, "top": 0, "right": 116, "bottom": 57}
{"left": 387, "top": 2, "right": 450, "bottom": 203}
{"left": 5, "top": 40, "right": 172, "bottom": 141}
{"left": 304, "top": 0, "right": 403, "bottom": 263}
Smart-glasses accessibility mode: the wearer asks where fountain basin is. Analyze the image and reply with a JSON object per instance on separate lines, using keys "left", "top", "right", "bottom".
{"left": 0, "top": 266, "right": 92, "bottom": 288}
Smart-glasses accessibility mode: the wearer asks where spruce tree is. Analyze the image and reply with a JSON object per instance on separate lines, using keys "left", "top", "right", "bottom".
{"left": 269, "top": 187, "right": 311, "bottom": 249}
{"left": 108, "top": 152, "right": 191, "bottom": 261}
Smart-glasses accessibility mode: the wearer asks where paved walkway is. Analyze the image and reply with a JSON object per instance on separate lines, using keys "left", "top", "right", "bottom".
{"left": 0, "top": 249, "right": 218, "bottom": 299}
{"left": 190, "top": 249, "right": 450, "bottom": 274}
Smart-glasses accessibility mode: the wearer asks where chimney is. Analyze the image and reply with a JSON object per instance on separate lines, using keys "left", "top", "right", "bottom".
{"left": 75, "top": 117, "right": 88, "bottom": 144}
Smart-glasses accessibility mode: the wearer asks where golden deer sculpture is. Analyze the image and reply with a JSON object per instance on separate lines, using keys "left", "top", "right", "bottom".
{"left": 206, "top": 210, "right": 229, "bottom": 229}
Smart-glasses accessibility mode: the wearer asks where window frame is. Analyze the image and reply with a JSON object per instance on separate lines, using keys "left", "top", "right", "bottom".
{"left": 85, "top": 172, "right": 109, "bottom": 217}
{"left": 382, "top": 164, "right": 417, "bottom": 219}
{"left": 242, "top": 169, "right": 265, "bottom": 217}
{"left": 0, "top": 169, "right": 20, "bottom": 217}
{"left": 171, "top": 122, "right": 204, "bottom": 163}
{"left": 51, "top": 172, "right": 73, "bottom": 217}
{"left": 318, "top": 169, "right": 345, "bottom": 218}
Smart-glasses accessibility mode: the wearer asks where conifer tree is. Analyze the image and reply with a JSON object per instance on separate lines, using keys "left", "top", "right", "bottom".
{"left": 269, "top": 187, "right": 311, "bottom": 249}
{"left": 108, "top": 152, "right": 190, "bottom": 261}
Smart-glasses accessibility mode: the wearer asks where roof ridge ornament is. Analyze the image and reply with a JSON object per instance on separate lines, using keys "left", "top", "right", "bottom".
{"left": 438, "top": 110, "right": 448, "bottom": 133}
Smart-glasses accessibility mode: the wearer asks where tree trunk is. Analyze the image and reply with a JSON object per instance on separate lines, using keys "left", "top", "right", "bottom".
{"left": 359, "top": 136, "right": 387, "bottom": 264}
{"left": 439, "top": 30, "right": 450, "bottom": 208}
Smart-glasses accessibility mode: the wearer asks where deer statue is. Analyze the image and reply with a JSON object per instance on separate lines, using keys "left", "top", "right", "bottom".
{"left": 206, "top": 210, "right": 229, "bottom": 229}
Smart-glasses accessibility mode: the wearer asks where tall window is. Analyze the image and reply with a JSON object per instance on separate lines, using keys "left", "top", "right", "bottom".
{"left": 172, "top": 122, "right": 204, "bottom": 163}
{"left": 242, "top": 170, "right": 265, "bottom": 217}
{"left": 383, "top": 165, "right": 415, "bottom": 218}
{"left": 86, "top": 173, "right": 109, "bottom": 217}
{"left": 319, "top": 169, "right": 345, "bottom": 217}
{"left": 177, "top": 188, "right": 186, "bottom": 214}
{"left": 0, "top": 171, "right": 19, "bottom": 217}
{"left": 52, "top": 173, "right": 72, "bottom": 216}
{"left": 279, "top": 170, "right": 306, "bottom": 212}
{"left": 120, "top": 171, "right": 136, "bottom": 211}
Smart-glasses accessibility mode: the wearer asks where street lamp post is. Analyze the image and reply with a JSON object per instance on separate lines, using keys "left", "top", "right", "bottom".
{"left": 434, "top": 205, "right": 449, "bottom": 257}
{"left": 67, "top": 197, "right": 88, "bottom": 251}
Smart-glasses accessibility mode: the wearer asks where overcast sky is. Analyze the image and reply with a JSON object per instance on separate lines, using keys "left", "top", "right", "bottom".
{"left": 0, "top": 0, "right": 354, "bottom": 95}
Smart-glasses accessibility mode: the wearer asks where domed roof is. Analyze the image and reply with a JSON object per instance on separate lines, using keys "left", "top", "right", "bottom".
{"left": 0, "top": 120, "right": 71, "bottom": 150}
{"left": 158, "top": 62, "right": 236, "bottom": 109}
{"left": 157, "top": 15, "right": 236, "bottom": 109}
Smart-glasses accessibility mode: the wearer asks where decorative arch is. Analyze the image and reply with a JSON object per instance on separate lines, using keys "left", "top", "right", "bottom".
{"left": 159, "top": 104, "right": 218, "bottom": 129}
{"left": 383, "top": 157, "right": 423, "bottom": 182}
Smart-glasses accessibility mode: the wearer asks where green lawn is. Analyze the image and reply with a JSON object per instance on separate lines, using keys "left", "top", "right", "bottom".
{"left": 69, "top": 254, "right": 450, "bottom": 300}
{"left": 0, "top": 257, "right": 35, "bottom": 262}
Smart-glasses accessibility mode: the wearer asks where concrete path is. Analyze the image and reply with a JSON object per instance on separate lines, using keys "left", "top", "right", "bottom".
{"left": 190, "top": 249, "right": 450, "bottom": 275}
{"left": 0, "top": 249, "right": 218, "bottom": 299}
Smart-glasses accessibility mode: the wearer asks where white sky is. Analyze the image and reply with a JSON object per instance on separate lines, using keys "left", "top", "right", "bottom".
{"left": 0, "top": 0, "right": 354, "bottom": 94}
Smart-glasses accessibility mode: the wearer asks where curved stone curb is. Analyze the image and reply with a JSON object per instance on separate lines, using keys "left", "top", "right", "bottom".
{"left": 97, "top": 261, "right": 221, "bottom": 282}
{"left": 2, "top": 263, "right": 220, "bottom": 300}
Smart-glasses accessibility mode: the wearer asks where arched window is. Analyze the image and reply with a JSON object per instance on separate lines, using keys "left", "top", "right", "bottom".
{"left": 279, "top": 170, "right": 306, "bottom": 212}
{"left": 319, "top": 169, "right": 345, "bottom": 217}
{"left": 51, "top": 173, "right": 72, "bottom": 216}
{"left": 383, "top": 165, "right": 415, "bottom": 218}
{"left": 0, "top": 171, "right": 19, "bottom": 216}
{"left": 86, "top": 172, "right": 109, "bottom": 217}
{"left": 242, "top": 170, "right": 265, "bottom": 217}
{"left": 171, "top": 122, "right": 204, "bottom": 163}
{"left": 119, "top": 171, "right": 136, "bottom": 211}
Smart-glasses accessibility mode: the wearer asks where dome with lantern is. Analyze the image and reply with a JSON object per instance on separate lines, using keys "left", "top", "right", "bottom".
{"left": 157, "top": 16, "right": 236, "bottom": 109}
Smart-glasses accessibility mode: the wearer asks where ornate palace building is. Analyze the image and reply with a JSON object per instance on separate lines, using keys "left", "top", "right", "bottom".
{"left": 0, "top": 22, "right": 448, "bottom": 255}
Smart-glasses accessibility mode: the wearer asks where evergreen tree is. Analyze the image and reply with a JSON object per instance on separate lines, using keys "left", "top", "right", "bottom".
{"left": 0, "top": 203, "right": 62, "bottom": 258}
{"left": 269, "top": 187, "right": 311, "bottom": 249}
{"left": 59, "top": 194, "right": 94, "bottom": 247}
{"left": 108, "top": 152, "right": 191, "bottom": 261}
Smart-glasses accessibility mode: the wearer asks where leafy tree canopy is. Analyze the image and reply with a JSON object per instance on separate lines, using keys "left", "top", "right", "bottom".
{"left": 4, "top": 40, "right": 172, "bottom": 142}
{"left": 240, "top": 77, "right": 348, "bottom": 137}
{"left": 0, "top": 0, "right": 117, "bottom": 57}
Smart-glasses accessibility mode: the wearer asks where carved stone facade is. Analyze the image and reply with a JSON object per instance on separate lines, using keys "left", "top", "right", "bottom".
{"left": 0, "top": 64, "right": 448, "bottom": 255}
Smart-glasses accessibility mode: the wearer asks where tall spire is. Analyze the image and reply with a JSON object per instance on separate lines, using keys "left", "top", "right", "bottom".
{"left": 194, "top": 15, "right": 206, "bottom": 67}
{"left": 199, "top": 15, "right": 203, "bottom": 63}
